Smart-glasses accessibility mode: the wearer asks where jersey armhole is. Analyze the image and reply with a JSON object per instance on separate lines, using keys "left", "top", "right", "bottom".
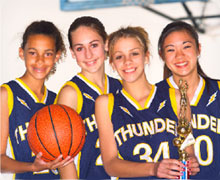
{"left": 1, "top": 84, "right": 13, "bottom": 116}
{"left": 107, "top": 93, "right": 114, "bottom": 120}
{"left": 65, "top": 81, "right": 83, "bottom": 114}
{"left": 217, "top": 81, "right": 220, "bottom": 90}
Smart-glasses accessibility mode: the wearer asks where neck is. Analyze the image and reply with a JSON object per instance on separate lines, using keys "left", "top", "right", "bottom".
{"left": 20, "top": 74, "right": 45, "bottom": 98}
{"left": 123, "top": 75, "right": 152, "bottom": 105}
{"left": 81, "top": 69, "right": 106, "bottom": 91}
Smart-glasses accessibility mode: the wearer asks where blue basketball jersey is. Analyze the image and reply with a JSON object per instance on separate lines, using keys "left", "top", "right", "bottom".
{"left": 58, "top": 73, "right": 122, "bottom": 179}
{"left": 156, "top": 76, "right": 220, "bottom": 180}
{"left": 109, "top": 86, "right": 180, "bottom": 179}
{"left": 2, "top": 78, "right": 59, "bottom": 179}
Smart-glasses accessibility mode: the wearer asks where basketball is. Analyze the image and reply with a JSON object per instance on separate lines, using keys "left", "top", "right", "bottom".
{"left": 27, "top": 104, "right": 86, "bottom": 162}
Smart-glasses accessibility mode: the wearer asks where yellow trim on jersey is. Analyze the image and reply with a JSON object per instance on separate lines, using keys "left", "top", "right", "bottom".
{"left": 1, "top": 84, "right": 13, "bottom": 116}
{"left": 191, "top": 78, "right": 205, "bottom": 106}
{"left": 77, "top": 151, "right": 82, "bottom": 178}
{"left": 16, "top": 78, "right": 47, "bottom": 103}
{"left": 169, "top": 88, "right": 178, "bottom": 117}
{"left": 78, "top": 73, "right": 106, "bottom": 95}
{"left": 167, "top": 78, "right": 173, "bottom": 88}
{"left": 108, "top": 93, "right": 114, "bottom": 119}
{"left": 121, "top": 85, "right": 155, "bottom": 111}
{"left": 144, "top": 85, "right": 156, "bottom": 108}
{"left": 217, "top": 81, "right": 220, "bottom": 90}
{"left": 122, "top": 89, "right": 143, "bottom": 110}
{"left": 55, "top": 81, "right": 83, "bottom": 114}
{"left": 104, "top": 75, "right": 108, "bottom": 94}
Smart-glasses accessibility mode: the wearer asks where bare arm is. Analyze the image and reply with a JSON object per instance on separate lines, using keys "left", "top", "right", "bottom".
{"left": 56, "top": 85, "right": 78, "bottom": 179}
{"left": 95, "top": 94, "right": 184, "bottom": 178}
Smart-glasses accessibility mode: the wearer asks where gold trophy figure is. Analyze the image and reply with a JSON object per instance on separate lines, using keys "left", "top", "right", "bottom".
{"left": 173, "top": 79, "right": 194, "bottom": 180}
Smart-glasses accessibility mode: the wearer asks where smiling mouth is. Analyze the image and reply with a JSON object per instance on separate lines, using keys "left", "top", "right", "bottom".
{"left": 124, "top": 68, "right": 136, "bottom": 73}
{"left": 175, "top": 61, "right": 188, "bottom": 67}
{"left": 85, "top": 59, "right": 97, "bottom": 66}
{"left": 33, "top": 67, "right": 45, "bottom": 73}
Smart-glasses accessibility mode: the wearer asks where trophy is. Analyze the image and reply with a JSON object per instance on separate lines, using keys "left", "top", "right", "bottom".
{"left": 173, "top": 79, "right": 194, "bottom": 180}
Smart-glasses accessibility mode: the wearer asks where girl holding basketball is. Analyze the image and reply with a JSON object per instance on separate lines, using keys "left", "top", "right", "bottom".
{"left": 0, "top": 20, "right": 72, "bottom": 179}
{"left": 56, "top": 16, "right": 122, "bottom": 179}
{"left": 95, "top": 26, "right": 200, "bottom": 179}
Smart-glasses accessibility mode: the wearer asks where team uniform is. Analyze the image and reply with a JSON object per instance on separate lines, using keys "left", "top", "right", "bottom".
{"left": 57, "top": 73, "right": 122, "bottom": 179}
{"left": 2, "top": 78, "right": 59, "bottom": 179}
{"left": 156, "top": 76, "right": 220, "bottom": 180}
{"left": 108, "top": 86, "right": 181, "bottom": 179}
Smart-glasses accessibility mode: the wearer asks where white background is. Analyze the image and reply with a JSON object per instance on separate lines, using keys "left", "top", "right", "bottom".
{"left": 1, "top": 0, "right": 220, "bottom": 179}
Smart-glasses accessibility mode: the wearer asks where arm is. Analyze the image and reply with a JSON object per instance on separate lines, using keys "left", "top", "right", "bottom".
{"left": 56, "top": 85, "right": 78, "bottom": 179}
{"left": 95, "top": 94, "right": 184, "bottom": 178}
{"left": 0, "top": 86, "right": 70, "bottom": 174}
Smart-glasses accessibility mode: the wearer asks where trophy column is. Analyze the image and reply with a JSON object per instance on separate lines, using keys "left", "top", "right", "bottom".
{"left": 173, "top": 79, "right": 194, "bottom": 180}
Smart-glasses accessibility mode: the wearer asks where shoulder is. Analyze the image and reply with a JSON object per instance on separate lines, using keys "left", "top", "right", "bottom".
{"left": 96, "top": 94, "right": 111, "bottom": 105}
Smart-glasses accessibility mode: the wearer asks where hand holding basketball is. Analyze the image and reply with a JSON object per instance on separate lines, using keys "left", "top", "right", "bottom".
{"left": 27, "top": 104, "right": 85, "bottom": 162}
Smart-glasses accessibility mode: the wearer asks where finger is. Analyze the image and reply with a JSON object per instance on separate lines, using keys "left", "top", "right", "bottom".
{"left": 62, "top": 157, "right": 74, "bottom": 167}
{"left": 36, "top": 152, "right": 42, "bottom": 159}
{"left": 50, "top": 156, "right": 72, "bottom": 170}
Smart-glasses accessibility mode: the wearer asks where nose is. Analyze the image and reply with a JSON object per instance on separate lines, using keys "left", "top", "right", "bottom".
{"left": 176, "top": 49, "right": 184, "bottom": 60}
{"left": 36, "top": 54, "right": 44, "bottom": 64}
{"left": 85, "top": 48, "right": 92, "bottom": 59}
{"left": 124, "top": 55, "right": 132, "bottom": 65}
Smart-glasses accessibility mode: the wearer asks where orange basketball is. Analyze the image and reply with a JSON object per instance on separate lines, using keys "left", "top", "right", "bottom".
{"left": 27, "top": 104, "right": 85, "bottom": 162}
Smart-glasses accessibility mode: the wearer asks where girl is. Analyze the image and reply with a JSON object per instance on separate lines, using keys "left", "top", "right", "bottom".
{"left": 0, "top": 20, "right": 72, "bottom": 179}
{"left": 56, "top": 16, "right": 122, "bottom": 179}
{"left": 95, "top": 26, "right": 199, "bottom": 179}
{"left": 157, "top": 21, "right": 220, "bottom": 179}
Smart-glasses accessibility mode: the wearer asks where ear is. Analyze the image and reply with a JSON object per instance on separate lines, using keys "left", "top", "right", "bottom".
{"left": 19, "top": 47, "right": 25, "bottom": 60}
{"left": 69, "top": 47, "right": 76, "bottom": 59}
{"left": 104, "top": 41, "right": 108, "bottom": 52}
{"left": 54, "top": 51, "right": 61, "bottom": 63}
{"left": 144, "top": 51, "right": 150, "bottom": 65}
{"left": 159, "top": 50, "right": 163, "bottom": 59}
{"left": 197, "top": 43, "right": 201, "bottom": 56}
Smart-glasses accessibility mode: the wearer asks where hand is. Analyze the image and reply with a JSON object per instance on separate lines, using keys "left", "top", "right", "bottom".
{"left": 31, "top": 152, "right": 74, "bottom": 172}
{"left": 187, "top": 156, "right": 200, "bottom": 176}
{"left": 154, "top": 159, "right": 185, "bottom": 179}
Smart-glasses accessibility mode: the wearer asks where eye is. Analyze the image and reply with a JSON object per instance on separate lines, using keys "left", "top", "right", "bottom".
{"left": 91, "top": 43, "right": 98, "bottom": 48}
{"left": 75, "top": 47, "right": 83, "bottom": 52}
{"left": 45, "top": 52, "right": 54, "bottom": 57}
{"left": 131, "top": 52, "right": 140, "bottom": 56}
{"left": 183, "top": 45, "right": 191, "bottom": 49}
{"left": 166, "top": 48, "right": 174, "bottom": 53}
{"left": 28, "top": 51, "right": 36, "bottom": 56}
{"left": 114, "top": 55, "right": 122, "bottom": 60}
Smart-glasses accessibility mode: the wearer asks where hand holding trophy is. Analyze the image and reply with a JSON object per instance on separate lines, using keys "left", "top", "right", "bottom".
{"left": 173, "top": 79, "right": 195, "bottom": 180}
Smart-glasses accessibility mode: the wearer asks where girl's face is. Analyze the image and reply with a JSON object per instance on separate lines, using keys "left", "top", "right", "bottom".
{"left": 19, "top": 34, "right": 60, "bottom": 80}
{"left": 161, "top": 30, "right": 200, "bottom": 79}
{"left": 70, "top": 26, "right": 106, "bottom": 74}
{"left": 111, "top": 37, "right": 149, "bottom": 83}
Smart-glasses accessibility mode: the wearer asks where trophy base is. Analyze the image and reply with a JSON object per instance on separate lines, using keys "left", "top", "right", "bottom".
{"left": 180, "top": 160, "right": 189, "bottom": 180}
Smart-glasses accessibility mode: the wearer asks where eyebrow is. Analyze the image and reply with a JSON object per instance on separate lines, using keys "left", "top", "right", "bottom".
{"left": 164, "top": 41, "right": 193, "bottom": 49}
{"left": 73, "top": 40, "right": 100, "bottom": 48}
{"left": 27, "top": 48, "right": 55, "bottom": 52}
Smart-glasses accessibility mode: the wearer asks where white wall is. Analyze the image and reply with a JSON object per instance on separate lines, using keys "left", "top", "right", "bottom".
{"left": 0, "top": 0, "right": 220, "bottom": 179}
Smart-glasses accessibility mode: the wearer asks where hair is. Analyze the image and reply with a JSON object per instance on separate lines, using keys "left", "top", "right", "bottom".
{"left": 158, "top": 21, "right": 208, "bottom": 79}
{"left": 68, "top": 16, "right": 107, "bottom": 48}
{"left": 21, "top": 20, "right": 66, "bottom": 77}
{"left": 108, "top": 26, "right": 150, "bottom": 63}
